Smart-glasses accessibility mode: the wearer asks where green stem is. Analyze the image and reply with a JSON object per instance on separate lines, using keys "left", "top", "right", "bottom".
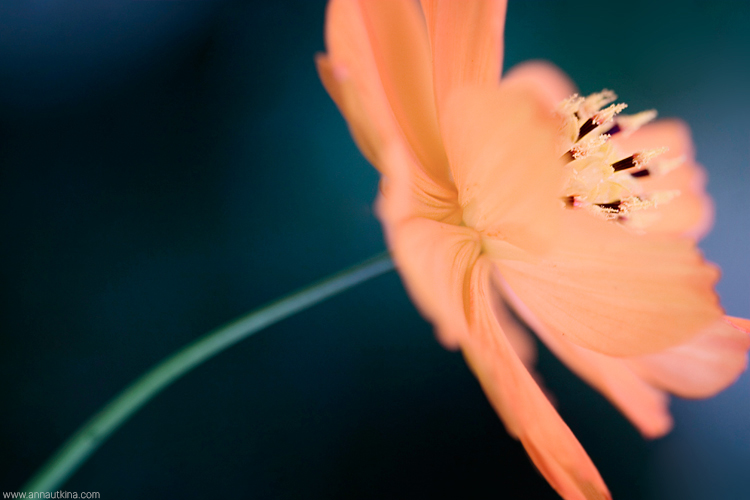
{"left": 22, "top": 252, "right": 394, "bottom": 493}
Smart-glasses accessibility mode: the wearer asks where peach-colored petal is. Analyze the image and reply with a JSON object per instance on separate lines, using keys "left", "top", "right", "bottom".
{"left": 462, "top": 259, "right": 610, "bottom": 500}
{"left": 497, "top": 275, "right": 673, "bottom": 438}
{"left": 440, "top": 78, "right": 564, "bottom": 256}
{"left": 420, "top": 0, "right": 506, "bottom": 111}
{"left": 377, "top": 143, "right": 480, "bottom": 348}
{"left": 547, "top": 340, "right": 673, "bottom": 438}
{"left": 503, "top": 60, "right": 578, "bottom": 106}
{"left": 376, "top": 142, "right": 462, "bottom": 226}
{"left": 385, "top": 215, "right": 480, "bottom": 347}
{"left": 497, "top": 210, "right": 723, "bottom": 357}
{"left": 613, "top": 119, "right": 713, "bottom": 240}
{"left": 489, "top": 297, "right": 538, "bottom": 369}
{"left": 324, "top": 0, "right": 452, "bottom": 187}
{"left": 728, "top": 316, "right": 750, "bottom": 332}
{"left": 316, "top": 55, "right": 386, "bottom": 170}
{"left": 626, "top": 317, "right": 750, "bottom": 398}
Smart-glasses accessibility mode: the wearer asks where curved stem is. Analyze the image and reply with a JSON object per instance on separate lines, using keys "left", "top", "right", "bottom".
{"left": 22, "top": 252, "right": 394, "bottom": 493}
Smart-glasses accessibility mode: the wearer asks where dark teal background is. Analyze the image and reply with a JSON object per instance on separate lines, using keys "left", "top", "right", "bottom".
{"left": 1, "top": 1, "right": 748, "bottom": 499}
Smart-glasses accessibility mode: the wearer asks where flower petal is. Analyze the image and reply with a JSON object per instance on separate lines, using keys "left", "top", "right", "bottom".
{"left": 383, "top": 214, "right": 480, "bottom": 348}
{"left": 377, "top": 142, "right": 462, "bottom": 226}
{"left": 503, "top": 60, "right": 577, "bottom": 106}
{"left": 496, "top": 210, "right": 723, "bottom": 356}
{"left": 440, "top": 78, "right": 565, "bottom": 256}
{"left": 494, "top": 300, "right": 538, "bottom": 369}
{"left": 316, "top": 55, "right": 387, "bottom": 170}
{"left": 497, "top": 276, "right": 673, "bottom": 438}
{"left": 497, "top": 275, "right": 673, "bottom": 438}
{"left": 462, "top": 259, "right": 611, "bottom": 500}
{"left": 546, "top": 340, "right": 673, "bottom": 438}
{"left": 626, "top": 317, "right": 750, "bottom": 398}
{"left": 420, "top": 0, "right": 506, "bottom": 110}
{"left": 377, "top": 143, "right": 480, "bottom": 347}
{"left": 613, "top": 120, "right": 713, "bottom": 240}
{"left": 323, "top": 0, "right": 451, "bottom": 186}
{"left": 728, "top": 316, "right": 750, "bottom": 332}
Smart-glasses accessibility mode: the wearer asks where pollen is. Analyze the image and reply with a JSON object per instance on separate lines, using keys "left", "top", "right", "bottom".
{"left": 556, "top": 90, "right": 680, "bottom": 227}
{"left": 611, "top": 147, "right": 669, "bottom": 172}
{"left": 579, "top": 90, "right": 617, "bottom": 119}
{"left": 567, "top": 134, "right": 610, "bottom": 160}
{"left": 610, "top": 109, "right": 658, "bottom": 137}
{"left": 576, "top": 103, "right": 628, "bottom": 141}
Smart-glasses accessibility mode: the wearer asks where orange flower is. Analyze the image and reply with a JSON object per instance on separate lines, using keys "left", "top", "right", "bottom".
{"left": 316, "top": 1, "right": 750, "bottom": 499}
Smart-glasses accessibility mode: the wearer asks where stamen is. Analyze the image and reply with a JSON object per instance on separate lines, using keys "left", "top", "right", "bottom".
{"left": 619, "top": 191, "right": 679, "bottom": 213}
{"left": 611, "top": 147, "right": 668, "bottom": 172}
{"left": 576, "top": 118, "right": 598, "bottom": 141}
{"left": 576, "top": 103, "right": 627, "bottom": 141}
{"left": 555, "top": 90, "right": 678, "bottom": 228}
{"left": 578, "top": 90, "right": 617, "bottom": 119}
{"left": 619, "top": 197, "right": 645, "bottom": 212}
{"left": 593, "top": 103, "right": 628, "bottom": 126}
{"left": 562, "top": 195, "right": 577, "bottom": 207}
{"left": 566, "top": 134, "right": 610, "bottom": 160}
{"left": 558, "top": 94, "right": 584, "bottom": 116}
{"left": 634, "top": 147, "right": 668, "bottom": 167}
{"left": 611, "top": 155, "right": 637, "bottom": 172}
{"left": 584, "top": 204, "right": 620, "bottom": 220}
{"left": 597, "top": 201, "right": 622, "bottom": 211}
{"left": 605, "top": 123, "right": 622, "bottom": 136}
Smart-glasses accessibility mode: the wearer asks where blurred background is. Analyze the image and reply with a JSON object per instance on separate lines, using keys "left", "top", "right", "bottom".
{"left": 1, "top": 1, "right": 748, "bottom": 498}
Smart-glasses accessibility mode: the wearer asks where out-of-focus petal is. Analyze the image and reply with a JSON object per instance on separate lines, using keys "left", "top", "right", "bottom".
{"left": 377, "top": 142, "right": 462, "bottom": 226}
{"left": 626, "top": 318, "right": 750, "bottom": 398}
{"left": 316, "top": 55, "right": 386, "bottom": 170}
{"left": 324, "top": 0, "right": 452, "bottom": 186}
{"left": 728, "top": 316, "right": 750, "bottom": 332}
{"left": 498, "top": 275, "right": 672, "bottom": 438}
{"left": 462, "top": 259, "right": 611, "bottom": 500}
{"left": 377, "top": 142, "right": 480, "bottom": 348}
{"left": 549, "top": 340, "right": 673, "bottom": 439}
{"left": 440, "top": 77, "right": 564, "bottom": 256}
{"left": 497, "top": 210, "right": 723, "bottom": 357}
{"left": 490, "top": 298, "right": 538, "bottom": 369}
{"left": 503, "top": 60, "right": 577, "bottom": 106}
{"left": 420, "top": 0, "right": 506, "bottom": 111}
{"left": 613, "top": 120, "right": 713, "bottom": 240}
{"left": 383, "top": 216, "right": 480, "bottom": 348}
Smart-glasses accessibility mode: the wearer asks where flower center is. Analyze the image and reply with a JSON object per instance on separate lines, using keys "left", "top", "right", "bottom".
{"left": 555, "top": 90, "right": 680, "bottom": 225}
